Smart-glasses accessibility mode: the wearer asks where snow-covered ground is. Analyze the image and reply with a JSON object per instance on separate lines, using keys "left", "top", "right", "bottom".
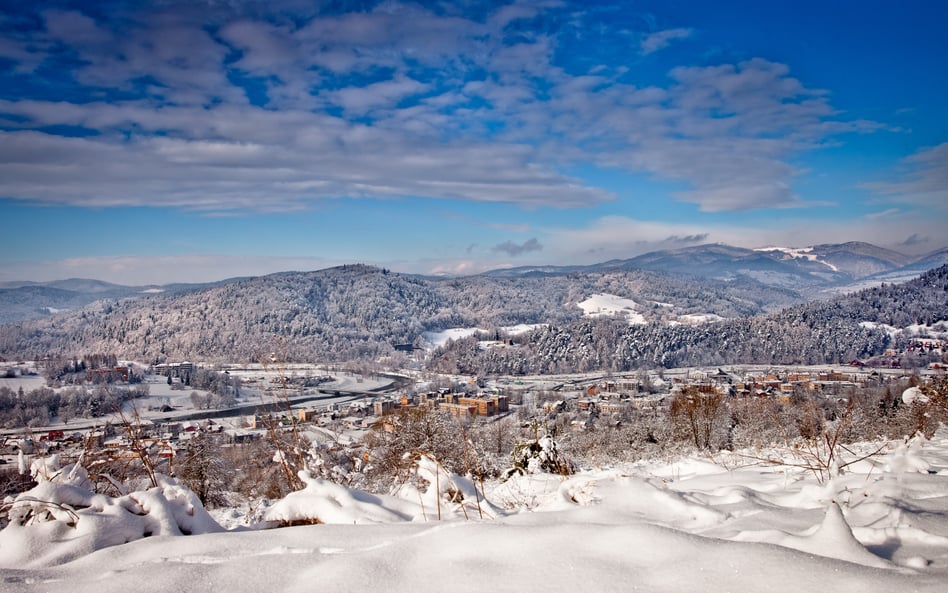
{"left": 578, "top": 293, "right": 646, "bottom": 324}
{"left": 754, "top": 246, "right": 840, "bottom": 271}
{"left": 0, "top": 373, "right": 45, "bottom": 394}
{"left": 500, "top": 323, "right": 546, "bottom": 336}
{"left": 676, "top": 312, "right": 726, "bottom": 324}
{"left": 422, "top": 327, "right": 481, "bottom": 347}
{"left": 3, "top": 429, "right": 948, "bottom": 592}
{"left": 576, "top": 294, "right": 724, "bottom": 326}
{"left": 423, "top": 324, "right": 546, "bottom": 349}
{"left": 861, "top": 320, "right": 948, "bottom": 340}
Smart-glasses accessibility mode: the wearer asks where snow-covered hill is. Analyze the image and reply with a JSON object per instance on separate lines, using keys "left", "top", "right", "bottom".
{"left": 2, "top": 430, "right": 947, "bottom": 592}
{"left": 0, "top": 265, "right": 799, "bottom": 362}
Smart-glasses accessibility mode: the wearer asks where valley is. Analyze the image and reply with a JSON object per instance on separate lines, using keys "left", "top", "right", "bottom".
{"left": 1, "top": 241, "right": 946, "bottom": 592}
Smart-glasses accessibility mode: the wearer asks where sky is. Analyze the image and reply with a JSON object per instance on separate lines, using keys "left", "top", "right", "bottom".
{"left": 0, "top": 0, "right": 946, "bottom": 285}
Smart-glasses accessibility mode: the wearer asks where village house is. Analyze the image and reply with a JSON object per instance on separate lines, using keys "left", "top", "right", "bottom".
{"left": 598, "top": 400, "right": 631, "bottom": 416}
{"left": 297, "top": 408, "right": 320, "bottom": 423}
{"left": 152, "top": 361, "right": 194, "bottom": 377}
{"left": 440, "top": 402, "right": 478, "bottom": 419}
{"left": 373, "top": 399, "right": 398, "bottom": 416}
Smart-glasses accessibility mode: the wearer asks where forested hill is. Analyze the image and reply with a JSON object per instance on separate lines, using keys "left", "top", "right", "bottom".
{"left": 1, "top": 264, "right": 944, "bottom": 369}
{"left": 427, "top": 265, "right": 948, "bottom": 375}
{"left": 0, "top": 264, "right": 799, "bottom": 362}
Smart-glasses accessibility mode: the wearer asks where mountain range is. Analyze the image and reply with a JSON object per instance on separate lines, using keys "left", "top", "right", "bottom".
{"left": 0, "top": 241, "right": 945, "bottom": 364}
{"left": 4, "top": 241, "right": 945, "bottom": 327}
{"left": 484, "top": 241, "right": 945, "bottom": 290}
{"left": 0, "top": 278, "right": 241, "bottom": 324}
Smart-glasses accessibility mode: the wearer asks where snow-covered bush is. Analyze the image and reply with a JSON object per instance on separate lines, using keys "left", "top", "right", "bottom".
{"left": 392, "top": 454, "right": 501, "bottom": 520}
{"left": 505, "top": 427, "right": 573, "bottom": 479}
{"left": 261, "top": 469, "right": 413, "bottom": 526}
{"left": 363, "top": 406, "right": 470, "bottom": 491}
{"left": 261, "top": 460, "right": 501, "bottom": 527}
{"left": 0, "top": 455, "right": 222, "bottom": 568}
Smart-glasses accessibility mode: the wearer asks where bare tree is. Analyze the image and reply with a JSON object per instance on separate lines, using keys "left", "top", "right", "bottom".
{"left": 670, "top": 386, "right": 728, "bottom": 450}
{"left": 176, "top": 434, "right": 229, "bottom": 507}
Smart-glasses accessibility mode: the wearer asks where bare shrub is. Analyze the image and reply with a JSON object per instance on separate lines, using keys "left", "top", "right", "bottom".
{"left": 563, "top": 414, "right": 674, "bottom": 467}
{"left": 363, "top": 406, "right": 468, "bottom": 492}
{"left": 221, "top": 439, "right": 297, "bottom": 501}
{"left": 669, "top": 387, "right": 729, "bottom": 450}
{"left": 744, "top": 396, "right": 888, "bottom": 484}
{"left": 728, "top": 396, "right": 787, "bottom": 449}
{"left": 176, "top": 434, "right": 229, "bottom": 508}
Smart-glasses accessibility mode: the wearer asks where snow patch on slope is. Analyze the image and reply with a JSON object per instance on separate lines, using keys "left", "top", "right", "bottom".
{"left": 861, "top": 320, "right": 948, "bottom": 338}
{"left": 578, "top": 293, "right": 645, "bottom": 324}
{"left": 423, "top": 324, "right": 546, "bottom": 349}
{"left": 755, "top": 246, "right": 840, "bottom": 272}
{"left": 423, "top": 328, "right": 480, "bottom": 348}
{"left": 678, "top": 313, "right": 725, "bottom": 325}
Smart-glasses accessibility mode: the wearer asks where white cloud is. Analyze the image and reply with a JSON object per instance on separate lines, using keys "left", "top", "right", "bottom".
{"left": 640, "top": 27, "right": 693, "bottom": 55}
{"left": 294, "top": 5, "right": 489, "bottom": 73}
{"left": 865, "top": 208, "right": 901, "bottom": 220}
{"left": 219, "top": 19, "right": 299, "bottom": 74}
{"left": 0, "top": 16, "right": 49, "bottom": 72}
{"left": 522, "top": 59, "right": 842, "bottom": 210}
{"left": 0, "top": 4, "right": 890, "bottom": 216}
{"left": 864, "top": 143, "right": 948, "bottom": 209}
{"left": 326, "top": 76, "right": 429, "bottom": 116}
{"left": 0, "top": 124, "right": 612, "bottom": 210}
{"left": 42, "top": 9, "right": 111, "bottom": 46}
{"left": 0, "top": 254, "right": 344, "bottom": 286}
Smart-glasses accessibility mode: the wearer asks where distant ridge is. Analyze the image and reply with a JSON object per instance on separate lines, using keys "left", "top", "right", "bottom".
{"left": 0, "top": 241, "right": 944, "bottom": 335}
{"left": 0, "top": 277, "right": 244, "bottom": 324}
{"left": 484, "top": 241, "right": 943, "bottom": 293}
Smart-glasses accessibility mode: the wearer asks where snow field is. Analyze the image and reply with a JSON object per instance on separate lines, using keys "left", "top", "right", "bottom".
{"left": 577, "top": 293, "right": 646, "bottom": 324}
{"left": 1, "top": 430, "right": 947, "bottom": 592}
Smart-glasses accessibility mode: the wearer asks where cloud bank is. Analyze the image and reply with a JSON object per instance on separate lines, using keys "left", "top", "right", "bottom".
{"left": 492, "top": 238, "right": 544, "bottom": 257}
{"left": 0, "top": 2, "right": 880, "bottom": 215}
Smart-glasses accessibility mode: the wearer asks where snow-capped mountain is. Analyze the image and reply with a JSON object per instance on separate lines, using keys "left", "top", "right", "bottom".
{"left": 757, "top": 242, "right": 912, "bottom": 277}
{"left": 488, "top": 241, "right": 937, "bottom": 294}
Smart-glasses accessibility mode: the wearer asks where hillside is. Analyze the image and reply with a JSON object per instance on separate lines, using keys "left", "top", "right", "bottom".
{"left": 3, "top": 241, "right": 942, "bottom": 328}
{"left": 0, "top": 264, "right": 799, "bottom": 362}
{"left": 429, "top": 264, "right": 948, "bottom": 374}
{"left": 0, "top": 279, "right": 236, "bottom": 324}
{"left": 0, "top": 242, "right": 945, "bottom": 367}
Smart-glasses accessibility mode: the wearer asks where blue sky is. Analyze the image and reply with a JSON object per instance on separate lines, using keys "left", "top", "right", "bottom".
{"left": 1, "top": 0, "right": 946, "bottom": 285}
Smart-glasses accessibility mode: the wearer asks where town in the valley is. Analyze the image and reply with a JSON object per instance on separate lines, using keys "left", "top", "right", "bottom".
{"left": 3, "top": 338, "right": 944, "bottom": 495}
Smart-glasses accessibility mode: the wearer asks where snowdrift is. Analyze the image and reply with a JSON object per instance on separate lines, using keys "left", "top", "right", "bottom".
{"left": 0, "top": 460, "right": 222, "bottom": 568}
{"left": 1, "top": 431, "right": 947, "bottom": 592}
